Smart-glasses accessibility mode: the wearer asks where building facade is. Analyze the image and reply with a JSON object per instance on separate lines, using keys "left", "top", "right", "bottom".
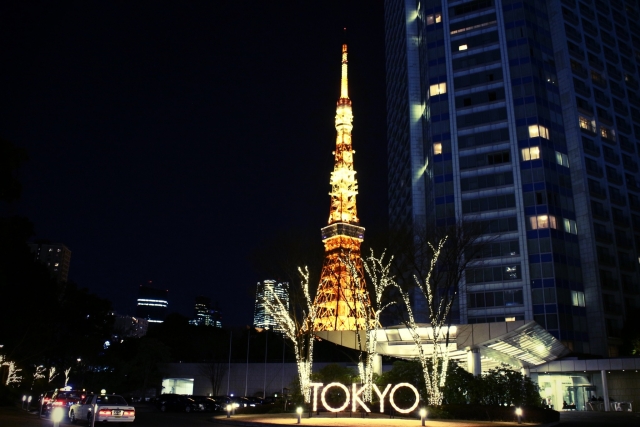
{"left": 28, "top": 242, "right": 72, "bottom": 282}
{"left": 135, "top": 283, "right": 169, "bottom": 324}
{"left": 253, "top": 280, "right": 289, "bottom": 332}
{"left": 384, "top": 0, "right": 640, "bottom": 357}
{"left": 189, "top": 295, "right": 222, "bottom": 327}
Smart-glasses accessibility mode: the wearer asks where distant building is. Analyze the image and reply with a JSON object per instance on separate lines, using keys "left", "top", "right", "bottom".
{"left": 112, "top": 313, "right": 148, "bottom": 338}
{"left": 28, "top": 242, "right": 72, "bottom": 282}
{"left": 253, "top": 280, "right": 289, "bottom": 332}
{"left": 189, "top": 296, "right": 222, "bottom": 327}
{"left": 136, "top": 283, "right": 168, "bottom": 324}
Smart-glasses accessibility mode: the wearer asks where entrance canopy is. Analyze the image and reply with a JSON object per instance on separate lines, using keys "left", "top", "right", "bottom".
{"left": 315, "top": 320, "right": 570, "bottom": 370}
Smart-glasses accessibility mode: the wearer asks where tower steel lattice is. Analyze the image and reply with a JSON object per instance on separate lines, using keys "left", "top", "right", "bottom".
{"left": 311, "top": 43, "right": 375, "bottom": 332}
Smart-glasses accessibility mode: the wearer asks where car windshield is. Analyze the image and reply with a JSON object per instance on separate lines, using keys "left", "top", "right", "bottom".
{"left": 96, "top": 395, "right": 128, "bottom": 405}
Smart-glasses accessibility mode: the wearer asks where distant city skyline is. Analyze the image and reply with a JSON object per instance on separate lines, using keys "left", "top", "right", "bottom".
{"left": 0, "top": 2, "right": 388, "bottom": 326}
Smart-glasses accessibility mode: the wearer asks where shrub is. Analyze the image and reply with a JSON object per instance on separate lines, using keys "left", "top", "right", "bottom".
{"left": 427, "top": 404, "right": 559, "bottom": 423}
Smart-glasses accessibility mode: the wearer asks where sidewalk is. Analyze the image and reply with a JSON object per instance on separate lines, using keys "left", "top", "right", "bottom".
{"left": 211, "top": 412, "right": 539, "bottom": 426}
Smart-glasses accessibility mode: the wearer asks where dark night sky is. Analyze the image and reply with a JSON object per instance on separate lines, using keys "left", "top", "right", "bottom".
{"left": 0, "top": 1, "right": 388, "bottom": 326}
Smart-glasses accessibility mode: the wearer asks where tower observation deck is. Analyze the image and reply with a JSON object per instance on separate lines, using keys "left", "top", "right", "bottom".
{"left": 312, "top": 42, "right": 374, "bottom": 332}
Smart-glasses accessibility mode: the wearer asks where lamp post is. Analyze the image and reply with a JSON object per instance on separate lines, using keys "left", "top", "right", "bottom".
{"left": 297, "top": 407, "right": 303, "bottom": 424}
{"left": 226, "top": 404, "right": 232, "bottom": 418}
{"left": 27, "top": 395, "right": 32, "bottom": 411}
{"left": 420, "top": 408, "right": 427, "bottom": 426}
{"left": 263, "top": 329, "right": 268, "bottom": 399}
{"left": 515, "top": 407, "right": 523, "bottom": 424}
{"left": 51, "top": 407, "right": 64, "bottom": 427}
{"left": 22, "top": 395, "right": 26, "bottom": 410}
{"left": 227, "top": 331, "right": 232, "bottom": 396}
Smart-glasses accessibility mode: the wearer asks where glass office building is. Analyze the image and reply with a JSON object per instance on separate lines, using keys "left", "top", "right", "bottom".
{"left": 385, "top": 0, "right": 640, "bottom": 357}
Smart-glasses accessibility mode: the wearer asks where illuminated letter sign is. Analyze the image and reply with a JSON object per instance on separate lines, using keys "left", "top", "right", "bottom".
{"left": 389, "top": 383, "right": 420, "bottom": 413}
{"left": 321, "top": 382, "right": 350, "bottom": 412}
{"left": 309, "top": 383, "right": 418, "bottom": 414}
{"left": 310, "top": 383, "right": 323, "bottom": 412}
{"left": 351, "top": 383, "right": 370, "bottom": 412}
{"left": 372, "top": 383, "right": 391, "bottom": 412}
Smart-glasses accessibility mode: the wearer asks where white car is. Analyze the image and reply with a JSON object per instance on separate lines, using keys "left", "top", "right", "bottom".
{"left": 69, "top": 394, "right": 135, "bottom": 423}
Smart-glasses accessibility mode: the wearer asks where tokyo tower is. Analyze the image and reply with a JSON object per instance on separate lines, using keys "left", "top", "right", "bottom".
{"left": 311, "top": 42, "right": 374, "bottom": 332}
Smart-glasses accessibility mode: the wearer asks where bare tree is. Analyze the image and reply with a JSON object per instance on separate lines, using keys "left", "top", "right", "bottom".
{"left": 339, "top": 249, "right": 396, "bottom": 402}
{"left": 261, "top": 267, "right": 317, "bottom": 403}
{"left": 389, "top": 219, "right": 493, "bottom": 405}
{"left": 198, "top": 361, "right": 226, "bottom": 396}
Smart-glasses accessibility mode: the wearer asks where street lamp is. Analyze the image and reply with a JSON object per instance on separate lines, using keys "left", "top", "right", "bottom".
{"left": 226, "top": 404, "right": 232, "bottom": 418}
{"left": 420, "top": 408, "right": 427, "bottom": 426}
{"left": 297, "top": 407, "right": 303, "bottom": 424}
{"left": 22, "top": 395, "right": 26, "bottom": 410}
{"left": 52, "top": 407, "right": 64, "bottom": 427}
{"left": 515, "top": 407, "right": 523, "bottom": 424}
{"left": 27, "top": 395, "right": 32, "bottom": 411}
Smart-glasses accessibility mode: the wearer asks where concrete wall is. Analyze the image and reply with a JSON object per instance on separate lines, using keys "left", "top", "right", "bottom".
{"left": 160, "top": 362, "right": 358, "bottom": 397}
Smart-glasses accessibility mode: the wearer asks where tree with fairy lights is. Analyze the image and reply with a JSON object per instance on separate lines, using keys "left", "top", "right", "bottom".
{"left": 341, "top": 249, "right": 396, "bottom": 402}
{"left": 390, "top": 219, "right": 491, "bottom": 405}
{"left": 260, "top": 266, "right": 317, "bottom": 403}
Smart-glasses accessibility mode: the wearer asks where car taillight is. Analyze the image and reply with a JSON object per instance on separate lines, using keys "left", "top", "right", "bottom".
{"left": 99, "top": 410, "right": 112, "bottom": 415}
{"left": 124, "top": 410, "right": 135, "bottom": 416}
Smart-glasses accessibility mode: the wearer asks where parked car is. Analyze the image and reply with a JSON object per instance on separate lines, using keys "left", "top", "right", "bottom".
{"left": 190, "top": 395, "right": 221, "bottom": 412}
{"left": 155, "top": 394, "right": 202, "bottom": 412}
{"left": 69, "top": 394, "right": 135, "bottom": 424}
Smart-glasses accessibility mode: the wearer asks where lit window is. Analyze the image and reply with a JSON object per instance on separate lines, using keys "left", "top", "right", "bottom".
{"left": 521, "top": 146, "right": 540, "bottom": 161}
{"left": 555, "top": 151, "right": 569, "bottom": 167}
{"left": 459, "top": 44, "right": 468, "bottom": 51}
{"left": 429, "top": 82, "right": 446, "bottom": 96}
{"left": 426, "top": 13, "right": 442, "bottom": 25}
{"left": 528, "top": 124, "right": 549, "bottom": 139}
{"left": 433, "top": 143, "right": 442, "bottom": 155}
{"left": 505, "top": 317, "right": 516, "bottom": 322}
{"left": 529, "top": 214, "right": 557, "bottom": 230}
{"left": 579, "top": 115, "right": 596, "bottom": 132}
{"left": 563, "top": 218, "right": 578, "bottom": 234}
{"left": 600, "top": 126, "right": 616, "bottom": 141}
{"left": 571, "top": 291, "right": 585, "bottom": 307}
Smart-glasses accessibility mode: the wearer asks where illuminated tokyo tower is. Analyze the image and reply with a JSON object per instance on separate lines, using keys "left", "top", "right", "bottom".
{"left": 311, "top": 42, "right": 374, "bottom": 332}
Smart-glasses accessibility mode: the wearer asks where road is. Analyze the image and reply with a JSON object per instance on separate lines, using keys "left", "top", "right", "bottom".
{"left": 553, "top": 411, "right": 640, "bottom": 426}
{"left": 1, "top": 405, "right": 638, "bottom": 427}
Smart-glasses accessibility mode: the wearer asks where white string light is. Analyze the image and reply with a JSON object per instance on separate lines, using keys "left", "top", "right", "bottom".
{"left": 261, "top": 267, "right": 317, "bottom": 402}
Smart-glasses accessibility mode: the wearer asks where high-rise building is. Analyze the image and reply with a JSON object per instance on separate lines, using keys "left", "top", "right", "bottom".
{"left": 112, "top": 313, "right": 149, "bottom": 338}
{"left": 28, "top": 242, "right": 72, "bottom": 282}
{"left": 384, "top": 0, "right": 640, "bottom": 357}
{"left": 189, "top": 296, "right": 222, "bottom": 327}
{"left": 253, "top": 280, "right": 289, "bottom": 332}
{"left": 311, "top": 42, "right": 375, "bottom": 332}
{"left": 135, "top": 283, "right": 168, "bottom": 324}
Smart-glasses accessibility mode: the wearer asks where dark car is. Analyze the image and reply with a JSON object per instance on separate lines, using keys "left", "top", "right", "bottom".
{"left": 49, "top": 388, "right": 87, "bottom": 416}
{"left": 39, "top": 390, "right": 56, "bottom": 417}
{"left": 155, "top": 394, "right": 202, "bottom": 412}
{"left": 190, "top": 396, "right": 221, "bottom": 412}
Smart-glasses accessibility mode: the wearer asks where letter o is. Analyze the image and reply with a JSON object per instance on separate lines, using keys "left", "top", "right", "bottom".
{"left": 320, "top": 382, "right": 351, "bottom": 412}
{"left": 389, "top": 382, "right": 419, "bottom": 414}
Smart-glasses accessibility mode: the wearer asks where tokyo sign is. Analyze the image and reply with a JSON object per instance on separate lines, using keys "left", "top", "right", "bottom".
{"left": 309, "top": 382, "right": 420, "bottom": 413}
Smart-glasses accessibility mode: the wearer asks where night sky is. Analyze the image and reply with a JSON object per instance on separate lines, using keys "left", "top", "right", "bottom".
{"left": 1, "top": 1, "right": 388, "bottom": 326}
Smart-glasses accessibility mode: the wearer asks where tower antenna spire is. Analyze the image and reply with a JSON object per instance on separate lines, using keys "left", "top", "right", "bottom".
{"left": 309, "top": 40, "right": 374, "bottom": 332}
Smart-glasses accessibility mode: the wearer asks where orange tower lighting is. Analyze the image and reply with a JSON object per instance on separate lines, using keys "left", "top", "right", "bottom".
{"left": 312, "top": 42, "right": 375, "bottom": 332}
